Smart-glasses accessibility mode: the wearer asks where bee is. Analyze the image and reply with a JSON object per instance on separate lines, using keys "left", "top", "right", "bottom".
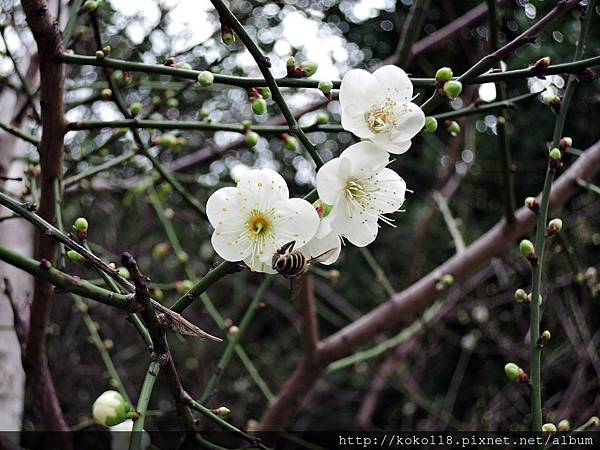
{"left": 272, "top": 241, "right": 337, "bottom": 298}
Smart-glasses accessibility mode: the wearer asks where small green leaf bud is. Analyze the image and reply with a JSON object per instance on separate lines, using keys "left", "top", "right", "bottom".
{"left": 424, "top": 116, "right": 438, "bottom": 133}
{"left": 228, "top": 325, "right": 239, "bottom": 336}
{"left": 117, "top": 267, "right": 130, "bottom": 280}
{"left": 174, "top": 62, "right": 192, "bottom": 70}
{"left": 251, "top": 98, "right": 267, "bottom": 115}
{"left": 152, "top": 242, "right": 171, "bottom": 259}
{"left": 82, "top": 1, "right": 98, "bottom": 13}
{"left": 316, "top": 113, "right": 329, "bottom": 125}
{"left": 101, "top": 88, "right": 112, "bottom": 100}
{"left": 435, "top": 67, "right": 453, "bottom": 83}
{"left": 539, "top": 330, "right": 551, "bottom": 346}
{"left": 443, "top": 80, "right": 463, "bottom": 100}
{"left": 197, "top": 71, "right": 214, "bottom": 87}
{"left": 300, "top": 61, "right": 318, "bottom": 77}
{"left": 542, "top": 93, "right": 561, "bottom": 111}
{"left": 557, "top": 419, "right": 570, "bottom": 432}
{"left": 213, "top": 406, "right": 231, "bottom": 420}
{"left": 176, "top": 279, "right": 194, "bottom": 292}
{"left": 130, "top": 102, "right": 142, "bottom": 116}
{"left": 260, "top": 87, "right": 271, "bottom": 99}
{"left": 221, "top": 23, "right": 235, "bottom": 45}
{"left": 158, "top": 134, "right": 178, "bottom": 149}
{"left": 519, "top": 239, "right": 535, "bottom": 259}
{"left": 67, "top": 250, "right": 85, "bottom": 263}
{"left": 549, "top": 147, "right": 561, "bottom": 161}
{"left": 559, "top": 137, "right": 572, "bottom": 151}
{"left": 153, "top": 288, "right": 164, "bottom": 301}
{"left": 546, "top": 218, "right": 563, "bottom": 235}
{"left": 445, "top": 120, "right": 461, "bottom": 136}
{"left": 532, "top": 57, "right": 551, "bottom": 77}
{"left": 286, "top": 56, "right": 296, "bottom": 70}
{"left": 282, "top": 134, "right": 299, "bottom": 151}
{"left": 241, "top": 120, "right": 252, "bottom": 130}
{"left": 166, "top": 97, "right": 179, "bottom": 108}
{"left": 176, "top": 251, "right": 189, "bottom": 264}
{"left": 92, "top": 391, "right": 130, "bottom": 426}
{"left": 525, "top": 196, "right": 540, "bottom": 213}
{"left": 102, "top": 45, "right": 111, "bottom": 55}
{"left": 514, "top": 288, "right": 528, "bottom": 303}
{"left": 112, "top": 70, "right": 124, "bottom": 82}
{"left": 504, "top": 362, "right": 520, "bottom": 380}
{"left": 318, "top": 80, "right": 333, "bottom": 95}
{"left": 542, "top": 423, "right": 557, "bottom": 434}
{"left": 590, "top": 416, "right": 600, "bottom": 427}
{"left": 73, "top": 217, "right": 89, "bottom": 233}
{"left": 244, "top": 130, "right": 259, "bottom": 147}
{"left": 95, "top": 50, "right": 105, "bottom": 59}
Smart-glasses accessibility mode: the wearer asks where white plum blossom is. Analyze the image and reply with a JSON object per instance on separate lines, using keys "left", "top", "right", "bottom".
{"left": 300, "top": 202, "right": 343, "bottom": 265}
{"left": 207, "top": 169, "right": 320, "bottom": 273}
{"left": 92, "top": 391, "right": 130, "bottom": 427}
{"left": 316, "top": 141, "right": 407, "bottom": 247}
{"left": 110, "top": 420, "right": 151, "bottom": 450}
{"left": 339, "top": 65, "right": 425, "bottom": 154}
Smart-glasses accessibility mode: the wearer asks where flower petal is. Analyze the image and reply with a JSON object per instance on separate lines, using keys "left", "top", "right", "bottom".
{"left": 369, "top": 134, "right": 412, "bottom": 154}
{"left": 273, "top": 197, "right": 320, "bottom": 249}
{"left": 206, "top": 186, "right": 248, "bottom": 227}
{"left": 302, "top": 231, "right": 342, "bottom": 265}
{"left": 332, "top": 208, "right": 378, "bottom": 247}
{"left": 237, "top": 168, "right": 289, "bottom": 209}
{"left": 316, "top": 156, "right": 352, "bottom": 205}
{"left": 244, "top": 257, "right": 277, "bottom": 274}
{"left": 341, "top": 108, "right": 374, "bottom": 138}
{"left": 339, "top": 69, "right": 381, "bottom": 112}
{"left": 339, "top": 141, "right": 390, "bottom": 175}
{"left": 372, "top": 168, "right": 407, "bottom": 214}
{"left": 391, "top": 102, "right": 425, "bottom": 141}
{"left": 211, "top": 221, "right": 249, "bottom": 262}
{"left": 372, "top": 65, "right": 413, "bottom": 103}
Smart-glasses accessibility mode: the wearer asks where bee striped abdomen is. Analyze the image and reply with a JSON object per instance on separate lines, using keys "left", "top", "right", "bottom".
{"left": 275, "top": 251, "right": 307, "bottom": 278}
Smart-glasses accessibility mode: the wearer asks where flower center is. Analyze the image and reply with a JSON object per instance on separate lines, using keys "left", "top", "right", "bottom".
{"left": 246, "top": 210, "right": 273, "bottom": 236}
{"left": 365, "top": 98, "right": 397, "bottom": 133}
{"left": 344, "top": 178, "right": 369, "bottom": 203}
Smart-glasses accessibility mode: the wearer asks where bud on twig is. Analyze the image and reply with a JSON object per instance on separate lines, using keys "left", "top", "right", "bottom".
{"left": 101, "top": 88, "right": 112, "bottom": 100}
{"left": 559, "top": 137, "right": 572, "bottom": 151}
{"left": 130, "top": 102, "right": 142, "bottom": 116}
{"left": 549, "top": 147, "right": 563, "bottom": 170}
{"left": 228, "top": 325, "right": 239, "bottom": 336}
{"left": 82, "top": 1, "right": 98, "bottom": 13}
{"left": 221, "top": 22, "right": 235, "bottom": 45}
{"left": 244, "top": 130, "right": 259, "bottom": 147}
{"left": 531, "top": 56, "right": 551, "bottom": 78}
{"left": 67, "top": 250, "right": 85, "bottom": 263}
{"left": 558, "top": 419, "right": 571, "bottom": 432}
{"left": 281, "top": 133, "right": 299, "bottom": 151}
{"left": 318, "top": 80, "right": 333, "bottom": 98}
{"left": 213, "top": 406, "right": 231, "bottom": 420}
{"left": 514, "top": 288, "right": 528, "bottom": 303}
{"left": 542, "top": 93, "right": 561, "bottom": 112}
{"left": 538, "top": 330, "right": 551, "bottom": 346}
{"left": 524, "top": 196, "right": 540, "bottom": 213}
{"left": 443, "top": 80, "right": 463, "bottom": 100}
{"left": 197, "top": 71, "right": 214, "bottom": 87}
{"left": 435, "top": 274, "right": 454, "bottom": 291}
{"left": 445, "top": 120, "right": 461, "bottom": 136}
{"left": 92, "top": 391, "right": 131, "bottom": 426}
{"left": 435, "top": 67, "right": 453, "bottom": 85}
{"left": 504, "top": 362, "right": 529, "bottom": 383}
{"left": 546, "top": 218, "right": 563, "bottom": 235}
{"left": 251, "top": 97, "right": 267, "bottom": 115}
{"left": 542, "top": 423, "right": 557, "bottom": 434}
{"left": 575, "top": 67, "right": 596, "bottom": 82}
{"left": 519, "top": 239, "right": 537, "bottom": 264}
{"left": 424, "top": 116, "right": 438, "bottom": 133}
{"left": 316, "top": 113, "right": 329, "bottom": 125}
{"left": 73, "top": 217, "right": 89, "bottom": 239}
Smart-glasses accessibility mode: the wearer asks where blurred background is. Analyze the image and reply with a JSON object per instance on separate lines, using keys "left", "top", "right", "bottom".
{"left": 0, "top": 0, "right": 599, "bottom": 444}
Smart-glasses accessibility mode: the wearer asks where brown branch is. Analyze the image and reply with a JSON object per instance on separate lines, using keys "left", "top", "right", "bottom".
{"left": 20, "top": 0, "right": 68, "bottom": 435}
{"left": 258, "top": 139, "right": 600, "bottom": 433}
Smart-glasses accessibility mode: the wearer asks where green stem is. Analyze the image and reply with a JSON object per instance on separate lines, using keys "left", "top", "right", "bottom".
{"left": 394, "top": 0, "right": 431, "bottom": 65}
{"left": 64, "top": 150, "right": 136, "bottom": 187}
{"left": 129, "top": 361, "right": 161, "bottom": 450}
{"left": 359, "top": 248, "right": 395, "bottom": 297}
{"left": 200, "top": 277, "right": 272, "bottom": 403}
{"left": 0, "top": 121, "right": 39, "bottom": 146}
{"left": 576, "top": 178, "right": 600, "bottom": 195}
{"left": 62, "top": 0, "right": 85, "bottom": 46}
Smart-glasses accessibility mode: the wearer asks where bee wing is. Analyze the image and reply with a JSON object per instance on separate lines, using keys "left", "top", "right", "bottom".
{"left": 290, "top": 277, "right": 304, "bottom": 300}
{"left": 308, "top": 248, "right": 338, "bottom": 266}
{"left": 161, "top": 309, "right": 222, "bottom": 342}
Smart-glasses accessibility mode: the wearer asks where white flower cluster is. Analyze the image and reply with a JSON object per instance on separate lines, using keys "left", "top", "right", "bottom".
{"left": 206, "top": 66, "right": 424, "bottom": 273}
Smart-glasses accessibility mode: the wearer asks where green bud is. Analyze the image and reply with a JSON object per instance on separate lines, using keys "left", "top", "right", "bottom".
{"left": 540, "top": 330, "right": 551, "bottom": 345}
{"left": 504, "top": 362, "right": 520, "bottom": 380}
{"left": 222, "top": 32, "right": 235, "bottom": 45}
{"left": 177, "top": 251, "right": 189, "bottom": 264}
{"left": 67, "top": 250, "right": 85, "bottom": 263}
{"left": 197, "top": 71, "right": 214, "bottom": 87}
{"left": 574, "top": 272, "right": 586, "bottom": 285}
{"left": 557, "top": 419, "right": 570, "bottom": 432}
{"left": 214, "top": 406, "right": 231, "bottom": 420}
{"left": 95, "top": 50, "right": 105, "bottom": 59}
{"left": 92, "top": 391, "right": 130, "bottom": 426}
{"left": 435, "top": 67, "right": 453, "bottom": 82}
{"left": 549, "top": 147, "right": 561, "bottom": 161}
{"left": 300, "top": 61, "right": 318, "bottom": 77}
{"left": 152, "top": 242, "right": 171, "bottom": 259}
{"left": 318, "top": 80, "right": 334, "bottom": 94}
{"left": 130, "top": 102, "right": 142, "bottom": 116}
{"left": 159, "top": 134, "right": 178, "bottom": 149}
{"left": 424, "top": 116, "right": 438, "bottom": 133}
{"left": 514, "top": 288, "right": 528, "bottom": 303}
{"left": 283, "top": 135, "right": 299, "bottom": 152}
{"left": 83, "top": 1, "right": 98, "bottom": 12}
{"left": 316, "top": 113, "right": 329, "bottom": 125}
{"left": 241, "top": 120, "right": 252, "bottom": 129}
{"left": 524, "top": 196, "right": 539, "bottom": 212}
{"left": 542, "top": 423, "right": 557, "bottom": 433}
{"left": 101, "top": 88, "right": 112, "bottom": 100}
{"left": 73, "top": 217, "right": 89, "bottom": 233}
{"left": 446, "top": 120, "right": 461, "bottom": 136}
{"left": 117, "top": 267, "right": 130, "bottom": 280}
{"left": 244, "top": 131, "right": 259, "bottom": 147}
{"left": 251, "top": 98, "right": 268, "bottom": 115}
{"left": 519, "top": 239, "right": 535, "bottom": 258}
{"left": 260, "top": 87, "right": 271, "bottom": 99}
{"left": 559, "top": 137, "right": 572, "bottom": 150}
{"left": 177, "top": 279, "right": 194, "bottom": 292}
{"left": 175, "top": 62, "right": 192, "bottom": 70}
{"left": 166, "top": 97, "right": 179, "bottom": 108}
{"left": 286, "top": 56, "right": 296, "bottom": 69}
{"left": 546, "top": 218, "right": 563, "bottom": 235}
{"left": 112, "top": 70, "right": 124, "bottom": 82}
{"left": 153, "top": 288, "right": 164, "bottom": 301}
{"left": 443, "top": 80, "right": 463, "bottom": 100}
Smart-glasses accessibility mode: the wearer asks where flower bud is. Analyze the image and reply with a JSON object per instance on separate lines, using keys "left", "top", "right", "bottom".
{"left": 532, "top": 56, "right": 551, "bottom": 77}
{"left": 519, "top": 239, "right": 535, "bottom": 259}
{"left": 445, "top": 120, "right": 461, "bottom": 136}
{"left": 228, "top": 325, "right": 239, "bottom": 336}
{"left": 424, "top": 116, "right": 438, "bottom": 133}
{"left": 117, "top": 267, "right": 130, "bottom": 280}
{"left": 316, "top": 113, "right": 329, "bottom": 125}
{"left": 559, "top": 137, "right": 572, "bottom": 151}
{"left": 260, "top": 87, "right": 271, "bottom": 99}
{"left": 166, "top": 97, "right": 179, "bottom": 108}
{"left": 213, "top": 406, "right": 231, "bottom": 420}
{"left": 318, "top": 80, "right": 333, "bottom": 95}
{"left": 443, "top": 80, "right": 463, "bottom": 100}
{"left": 281, "top": 133, "right": 299, "bottom": 151}
{"left": 73, "top": 217, "right": 89, "bottom": 233}
{"left": 327, "top": 269, "right": 341, "bottom": 284}
{"left": 244, "top": 130, "right": 259, "bottom": 147}
{"left": 82, "top": 1, "right": 98, "bottom": 12}
{"left": 175, "top": 62, "right": 192, "bottom": 70}
{"left": 67, "top": 250, "right": 85, "bottom": 263}
{"left": 221, "top": 23, "right": 235, "bottom": 45}
{"left": 504, "top": 362, "right": 520, "bottom": 380}
{"left": 251, "top": 98, "right": 267, "bottom": 115}
{"left": 558, "top": 419, "right": 570, "bottom": 432}
{"left": 101, "top": 88, "right": 112, "bottom": 100}
{"left": 130, "top": 102, "right": 142, "bottom": 116}
{"left": 197, "top": 71, "right": 214, "bottom": 87}
{"left": 158, "top": 134, "right": 178, "bottom": 149}
{"left": 102, "top": 45, "right": 112, "bottom": 56}
{"left": 286, "top": 56, "right": 296, "bottom": 70}
{"left": 542, "top": 93, "right": 561, "bottom": 111}
{"left": 514, "top": 288, "right": 528, "bottom": 303}
{"left": 546, "top": 218, "right": 562, "bottom": 235}
{"left": 542, "top": 423, "right": 557, "bottom": 434}
{"left": 176, "top": 279, "right": 194, "bottom": 292}
{"left": 177, "top": 251, "right": 189, "bottom": 264}
{"left": 539, "top": 330, "right": 551, "bottom": 346}
{"left": 435, "top": 274, "right": 455, "bottom": 291}
{"left": 590, "top": 416, "right": 600, "bottom": 427}
{"left": 95, "top": 50, "right": 105, "bottom": 59}
{"left": 435, "top": 67, "right": 453, "bottom": 83}
{"left": 525, "top": 196, "right": 540, "bottom": 213}
{"left": 549, "top": 147, "right": 561, "bottom": 161}
{"left": 92, "top": 391, "right": 130, "bottom": 426}
{"left": 300, "top": 61, "right": 318, "bottom": 77}
{"left": 152, "top": 242, "right": 171, "bottom": 259}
